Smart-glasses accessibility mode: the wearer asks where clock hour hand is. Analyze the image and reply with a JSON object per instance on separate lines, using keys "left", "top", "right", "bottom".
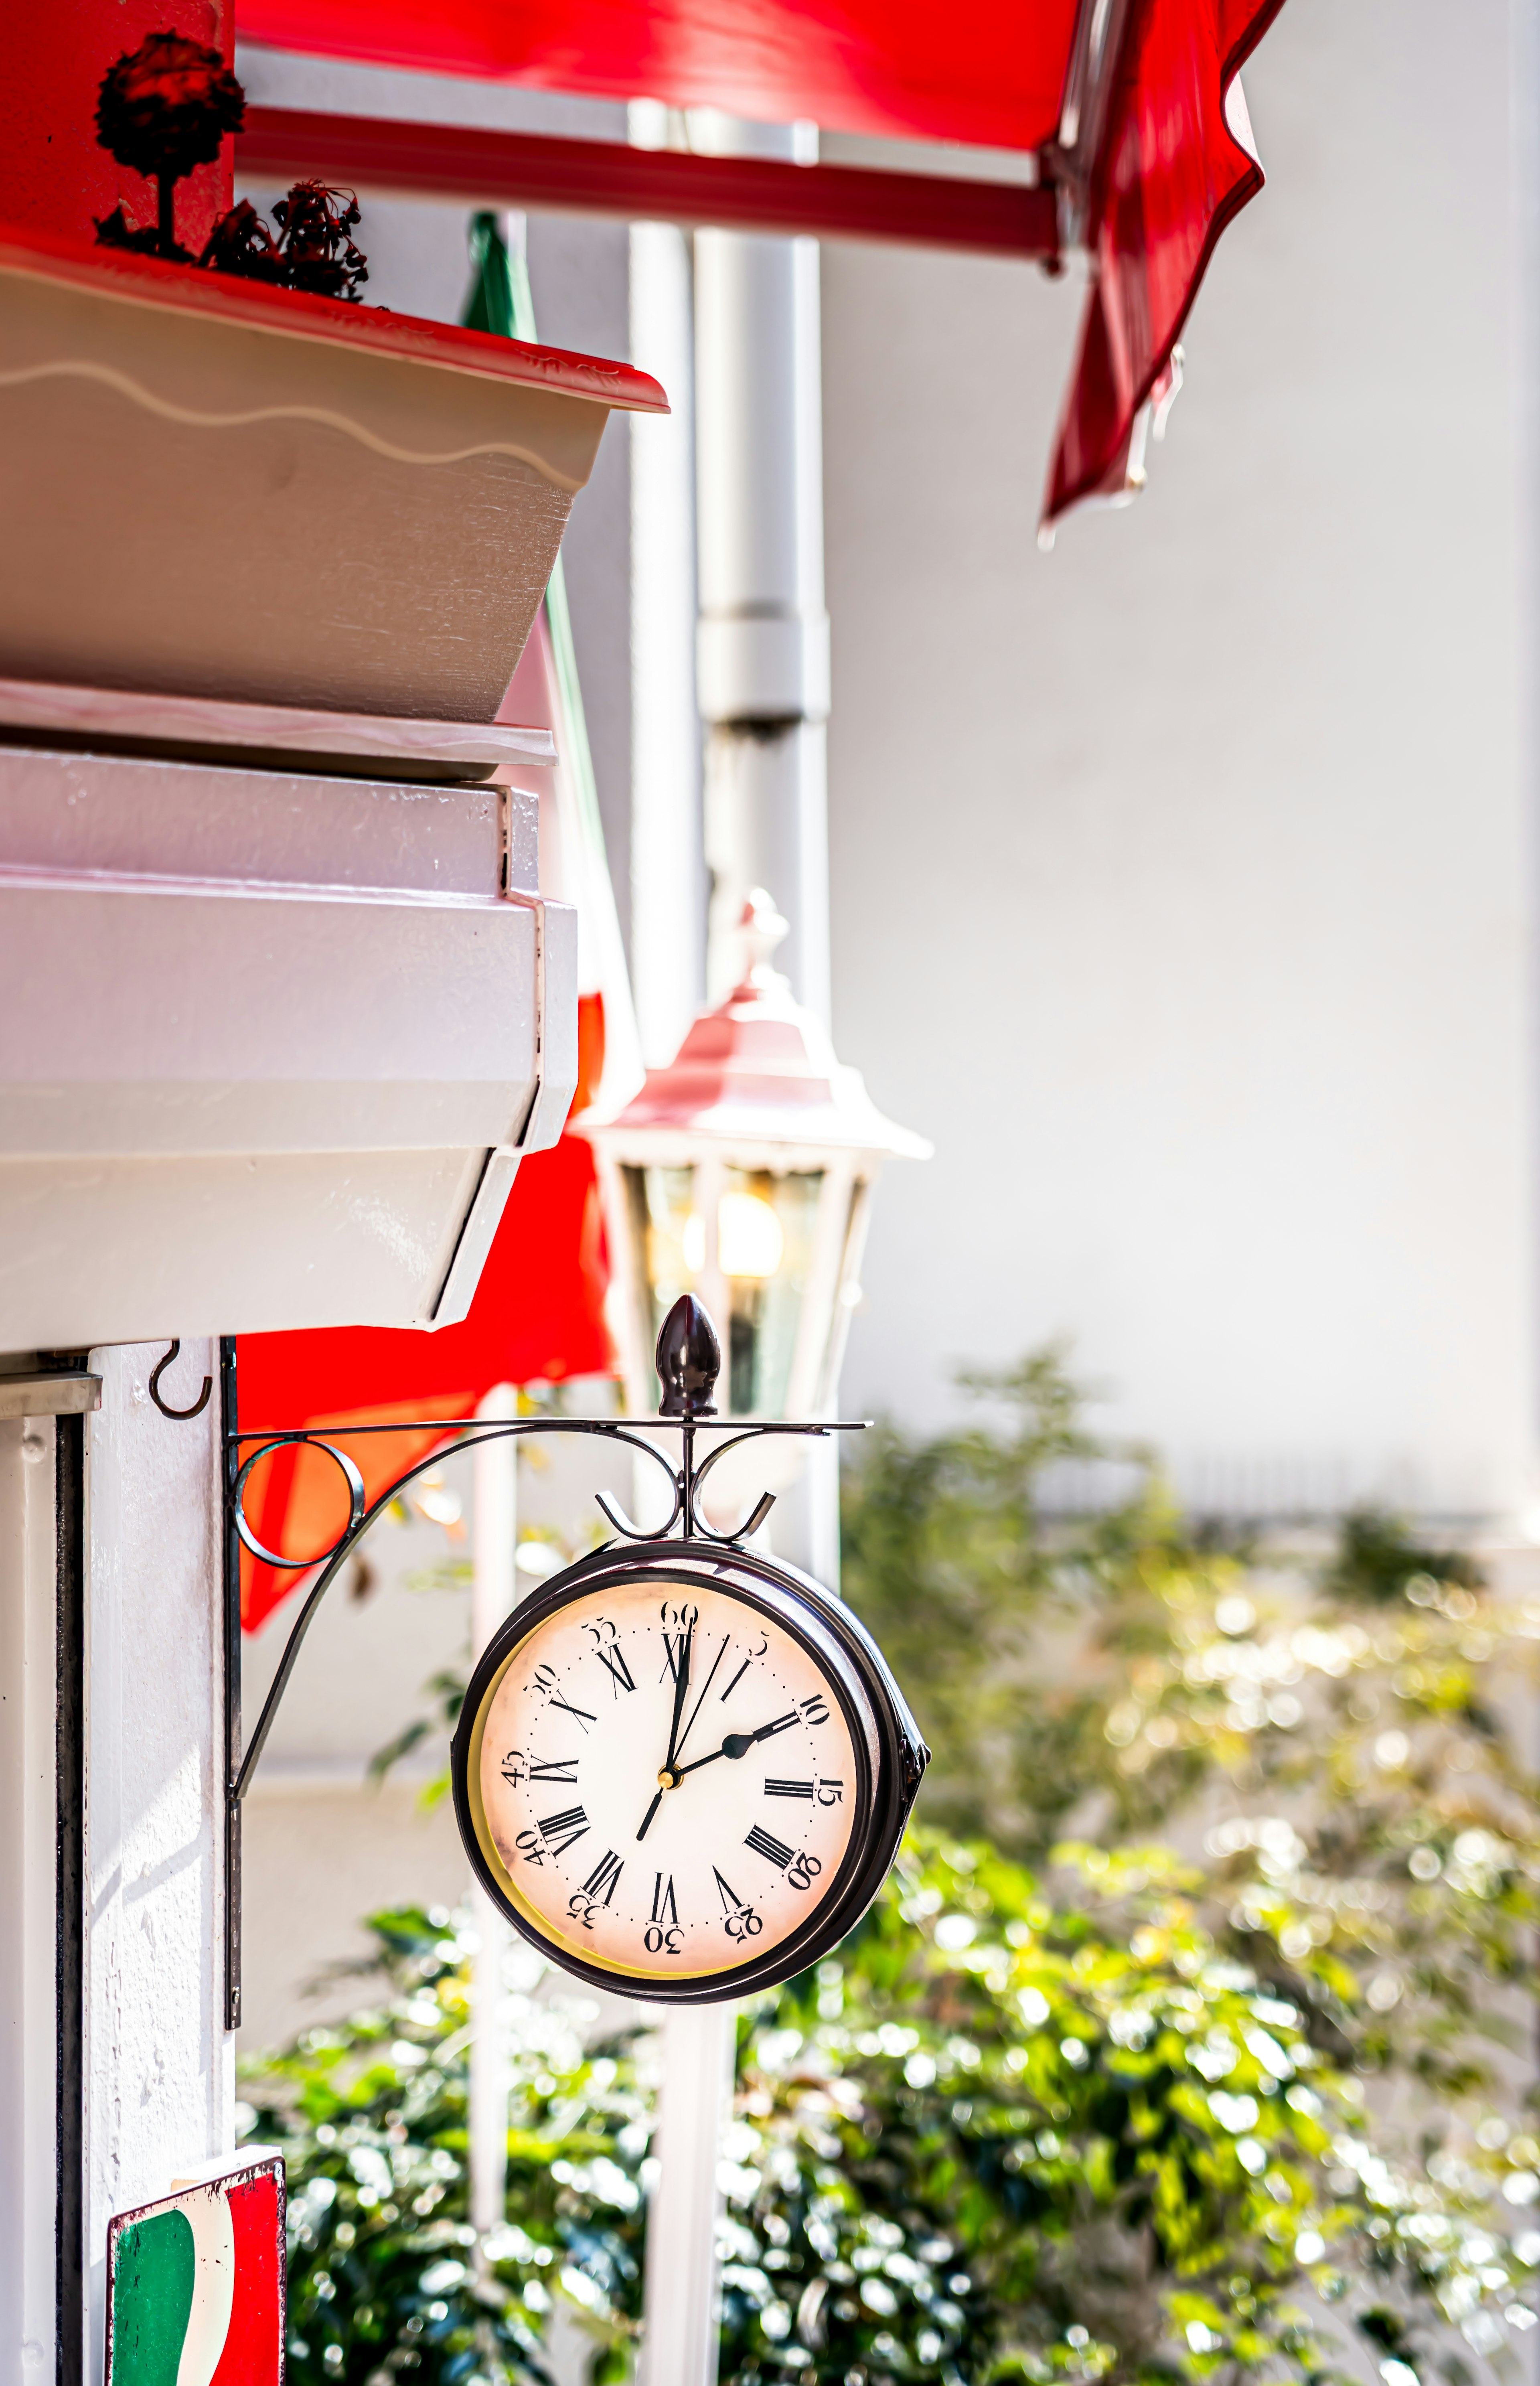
{"left": 670, "top": 1710, "right": 801, "bottom": 1781}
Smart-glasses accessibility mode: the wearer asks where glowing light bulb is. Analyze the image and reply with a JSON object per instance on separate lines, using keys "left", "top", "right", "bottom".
{"left": 717, "top": 1191, "right": 784, "bottom": 1279}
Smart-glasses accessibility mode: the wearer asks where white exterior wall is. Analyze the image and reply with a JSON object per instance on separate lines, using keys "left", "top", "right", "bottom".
{"left": 0, "top": 1410, "right": 63, "bottom": 2378}
{"left": 84, "top": 1343, "right": 229, "bottom": 2372}
{"left": 825, "top": 0, "right": 1535, "bottom": 1518}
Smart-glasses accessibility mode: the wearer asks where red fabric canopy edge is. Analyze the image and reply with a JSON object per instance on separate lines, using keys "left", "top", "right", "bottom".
{"left": 237, "top": 0, "right": 1080, "bottom": 156}
{"left": 1042, "top": 0, "right": 1287, "bottom": 526}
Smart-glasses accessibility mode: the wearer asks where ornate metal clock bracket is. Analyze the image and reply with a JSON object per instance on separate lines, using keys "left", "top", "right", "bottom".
{"left": 219, "top": 1294, "right": 865, "bottom": 2027}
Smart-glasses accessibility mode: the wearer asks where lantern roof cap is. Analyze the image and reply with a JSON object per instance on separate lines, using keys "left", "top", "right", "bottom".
{"left": 578, "top": 889, "right": 931, "bottom": 1164}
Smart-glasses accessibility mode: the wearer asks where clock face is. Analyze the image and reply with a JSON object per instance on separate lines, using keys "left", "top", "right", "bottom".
{"left": 464, "top": 1572, "right": 865, "bottom": 1987}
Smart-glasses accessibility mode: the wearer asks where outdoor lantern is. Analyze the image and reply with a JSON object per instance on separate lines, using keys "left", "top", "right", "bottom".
{"left": 580, "top": 890, "right": 930, "bottom": 1421}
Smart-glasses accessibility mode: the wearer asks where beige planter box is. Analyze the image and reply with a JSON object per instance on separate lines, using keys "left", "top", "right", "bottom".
{"left": 0, "top": 229, "right": 666, "bottom": 720}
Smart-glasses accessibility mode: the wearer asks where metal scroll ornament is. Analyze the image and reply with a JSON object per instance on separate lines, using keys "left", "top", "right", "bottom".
{"left": 227, "top": 1295, "right": 927, "bottom": 2011}
{"left": 451, "top": 1298, "right": 928, "bottom": 2002}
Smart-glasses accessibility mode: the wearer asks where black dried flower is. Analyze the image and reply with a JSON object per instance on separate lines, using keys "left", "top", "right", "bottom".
{"left": 270, "top": 182, "right": 369, "bottom": 301}
{"left": 197, "top": 197, "right": 285, "bottom": 284}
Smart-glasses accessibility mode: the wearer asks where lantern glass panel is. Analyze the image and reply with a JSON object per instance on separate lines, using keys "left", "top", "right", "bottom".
{"left": 623, "top": 1162, "right": 695, "bottom": 1354}
{"left": 723, "top": 1165, "right": 822, "bottom": 1415}
{"left": 620, "top": 1162, "right": 825, "bottom": 1416}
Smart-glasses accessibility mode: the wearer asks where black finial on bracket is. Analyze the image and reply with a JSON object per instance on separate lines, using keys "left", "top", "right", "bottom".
{"left": 655, "top": 1295, "right": 721, "bottom": 1419}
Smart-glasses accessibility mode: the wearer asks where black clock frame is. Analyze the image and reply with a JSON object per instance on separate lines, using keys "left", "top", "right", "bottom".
{"left": 217, "top": 1295, "right": 928, "bottom": 2027}
{"left": 453, "top": 1537, "right": 928, "bottom": 2004}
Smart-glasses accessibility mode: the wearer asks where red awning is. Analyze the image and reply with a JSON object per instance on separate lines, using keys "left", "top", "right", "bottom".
{"left": 237, "top": 0, "right": 1289, "bottom": 523}
{"left": 242, "top": 0, "right": 1079, "bottom": 152}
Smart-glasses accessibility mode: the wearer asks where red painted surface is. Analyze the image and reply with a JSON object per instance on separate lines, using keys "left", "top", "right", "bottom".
{"left": 238, "top": 0, "right": 1079, "bottom": 153}
{"left": 0, "top": 0, "right": 233, "bottom": 249}
{"left": 1044, "top": 0, "right": 1286, "bottom": 519}
{"left": 209, "top": 2170, "right": 285, "bottom": 2385}
{"left": 237, "top": 999, "right": 613, "bottom": 1634}
{"left": 0, "top": 223, "right": 667, "bottom": 413}
{"left": 238, "top": 109, "right": 1059, "bottom": 260}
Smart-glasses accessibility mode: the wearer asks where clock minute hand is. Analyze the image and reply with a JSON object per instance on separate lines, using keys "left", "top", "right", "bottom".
{"left": 636, "top": 1618, "right": 696, "bottom": 1844}
{"left": 671, "top": 1630, "right": 729, "bottom": 1768}
{"left": 663, "top": 1619, "right": 695, "bottom": 1772}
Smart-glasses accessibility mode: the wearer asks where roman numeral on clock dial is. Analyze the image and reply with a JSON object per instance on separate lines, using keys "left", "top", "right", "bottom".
{"left": 765, "top": 1778, "right": 814, "bottom": 1799}
{"left": 650, "top": 1873, "right": 679, "bottom": 1927}
{"left": 538, "top": 1804, "right": 590, "bottom": 1857}
{"left": 745, "top": 1824, "right": 794, "bottom": 1869}
{"left": 594, "top": 1643, "right": 636, "bottom": 1697}
{"left": 581, "top": 1849, "right": 624, "bottom": 1906}
{"left": 713, "top": 1866, "right": 746, "bottom": 1914}
{"left": 528, "top": 1756, "right": 579, "bottom": 1784}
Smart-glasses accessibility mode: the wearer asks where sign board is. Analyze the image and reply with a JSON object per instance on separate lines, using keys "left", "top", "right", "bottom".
{"left": 105, "top": 2152, "right": 285, "bottom": 2385}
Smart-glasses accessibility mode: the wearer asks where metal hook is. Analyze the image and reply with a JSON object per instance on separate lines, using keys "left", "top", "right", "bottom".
{"left": 148, "top": 1340, "right": 213, "bottom": 1422}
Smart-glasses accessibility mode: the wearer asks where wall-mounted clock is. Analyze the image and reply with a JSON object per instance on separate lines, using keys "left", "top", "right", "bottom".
{"left": 452, "top": 1534, "right": 928, "bottom": 2002}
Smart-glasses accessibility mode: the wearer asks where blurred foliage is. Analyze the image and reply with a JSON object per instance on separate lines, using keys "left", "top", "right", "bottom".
{"left": 239, "top": 1906, "right": 647, "bottom": 2385}
{"left": 243, "top": 1350, "right": 1540, "bottom": 2386}
{"left": 718, "top": 1838, "right": 1536, "bottom": 2386}
{"left": 841, "top": 1358, "right": 1540, "bottom": 2099}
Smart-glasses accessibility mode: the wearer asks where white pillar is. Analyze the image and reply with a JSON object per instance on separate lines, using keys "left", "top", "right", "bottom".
{"left": 84, "top": 1342, "right": 229, "bottom": 2378}
{"left": 630, "top": 107, "right": 707, "bottom": 1066}
{"left": 638, "top": 2002, "right": 737, "bottom": 2386}
{"left": 693, "top": 107, "right": 841, "bottom": 1587}
{"left": 692, "top": 111, "right": 830, "bottom": 1027}
{"left": 0, "top": 1393, "right": 66, "bottom": 2380}
{"left": 470, "top": 1385, "right": 518, "bottom": 2241}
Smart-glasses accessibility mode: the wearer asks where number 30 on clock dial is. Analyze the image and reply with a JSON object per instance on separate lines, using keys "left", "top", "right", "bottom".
{"left": 452, "top": 1545, "right": 928, "bottom": 2001}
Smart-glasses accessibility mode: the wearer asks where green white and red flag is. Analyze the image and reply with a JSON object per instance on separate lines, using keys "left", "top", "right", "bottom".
{"left": 105, "top": 2154, "right": 285, "bottom": 2385}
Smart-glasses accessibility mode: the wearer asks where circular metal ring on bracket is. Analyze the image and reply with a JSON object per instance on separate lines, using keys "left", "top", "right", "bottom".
{"left": 231, "top": 1436, "right": 367, "bottom": 1571}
